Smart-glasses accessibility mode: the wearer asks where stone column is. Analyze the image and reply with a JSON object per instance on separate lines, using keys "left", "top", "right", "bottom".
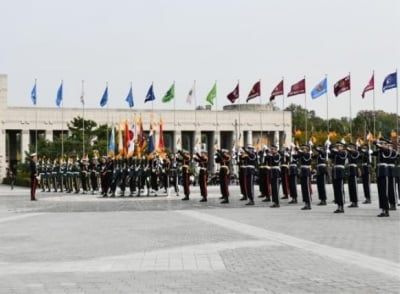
{"left": 46, "top": 129, "right": 53, "bottom": 142}
{"left": 194, "top": 130, "right": 201, "bottom": 152}
{"left": 21, "top": 129, "right": 30, "bottom": 163}
{"left": 246, "top": 130, "right": 253, "bottom": 147}
{"left": 0, "top": 128, "right": 5, "bottom": 179}
{"left": 174, "top": 130, "right": 182, "bottom": 152}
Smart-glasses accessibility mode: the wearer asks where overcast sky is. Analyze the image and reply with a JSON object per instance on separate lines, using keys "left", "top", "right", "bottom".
{"left": 1, "top": 0, "right": 399, "bottom": 119}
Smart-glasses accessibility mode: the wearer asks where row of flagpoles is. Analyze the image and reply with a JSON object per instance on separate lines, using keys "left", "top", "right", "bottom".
{"left": 29, "top": 71, "right": 398, "bottom": 157}
{"left": 30, "top": 71, "right": 398, "bottom": 108}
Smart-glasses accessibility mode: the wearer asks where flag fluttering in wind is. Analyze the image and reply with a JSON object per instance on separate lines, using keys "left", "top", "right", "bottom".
{"left": 247, "top": 81, "right": 261, "bottom": 102}
{"left": 158, "top": 118, "right": 165, "bottom": 151}
{"left": 31, "top": 82, "right": 37, "bottom": 105}
{"left": 118, "top": 122, "right": 124, "bottom": 156}
{"left": 127, "top": 120, "right": 136, "bottom": 158}
{"left": 361, "top": 74, "right": 374, "bottom": 98}
{"left": 55, "top": 82, "right": 63, "bottom": 107}
{"left": 147, "top": 123, "right": 155, "bottom": 154}
{"left": 186, "top": 83, "right": 195, "bottom": 104}
{"left": 333, "top": 75, "right": 351, "bottom": 97}
{"left": 227, "top": 83, "right": 239, "bottom": 103}
{"left": 80, "top": 82, "right": 85, "bottom": 106}
{"left": 124, "top": 120, "right": 130, "bottom": 156}
{"left": 138, "top": 116, "right": 144, "bottom": 150}
{"left": 145, "top": 84, "right": 156, "bottom": 103}
{"left": 311, "top": 78, "right": 327, "bottom": 99}
{"left": 287, "top": 79, "right": 306, "bottom": 97}
{"left": 162, "top": 83, "right": 175, "bottom": 103}
{"left": 206, "top": 82, "right": 217, "bottom": 105}
{"left": 108, "top": 126, "right": 115, "bottom": 157}
{"left": 270, "top": 80, "right": 284, "bottom": 101}
{"left": 382, "top": 72, "right": 397, "bottom": 93}
{"left": 125, "top": 86, "right": 134, "bottom": 108}
{"left": 100, "top": 86, "right": 108, "bottom": 107}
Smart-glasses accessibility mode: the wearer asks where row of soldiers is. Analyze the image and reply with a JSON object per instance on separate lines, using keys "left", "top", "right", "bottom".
{"left": 34, "top": 138, "right": 399, "bottom": 217}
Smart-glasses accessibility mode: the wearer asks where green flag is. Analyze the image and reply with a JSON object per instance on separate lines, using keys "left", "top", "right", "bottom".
{"left": 206, "top": 82, "right": 217, "bottom": 105}
{"left": 162, "top": 83, "right": 175, "bottom": 103}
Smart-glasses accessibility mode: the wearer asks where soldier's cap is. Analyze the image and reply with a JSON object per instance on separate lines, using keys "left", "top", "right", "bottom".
{"left": 270, "top": 145, "right": 278, "bottom": 149}
{"left": 335, "top": 141, "right": 344, "bottom": 146}
{"left": 30, "top": 153, "right": 37, "bottom": 157}
{"left": 300, "top": 144, "right": 310, "bottom": 149}
{"left": 378, "top": 138, "right": 391, "bottom": 144}
{"left": 347, "top": 143, "right": 356, "bottom": 147}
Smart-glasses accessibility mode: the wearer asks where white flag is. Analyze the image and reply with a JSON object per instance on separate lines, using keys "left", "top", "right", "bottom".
{"left": 186, "top": 83, "right": 195, "bottom": 104}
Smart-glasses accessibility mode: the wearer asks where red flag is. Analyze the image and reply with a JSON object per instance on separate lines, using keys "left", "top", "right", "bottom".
{"left": 287, "top": 79, "right": 306, "bottom": 97}
{"left": 334, "top": 75, "right": 351, "bottom": 97}
{"left": 227, "top": 83, "right": 239, "bottom": 103}
{"left": 270, "top": 80, "right": 284, "bottom": 101}
{"left": 158, "top": 118, "right": 165, "bottom": 150}
{"left": 124, "top": 120, "right": 130, "bottom": 157}
{"left": 361, "top": 74, "right": 374, "bottom": 98}
{"left": 138, "top": 117, "right": 144, "bottom": 149}
{"left": 247, "top": 81, "right": 261, "bottom": 102}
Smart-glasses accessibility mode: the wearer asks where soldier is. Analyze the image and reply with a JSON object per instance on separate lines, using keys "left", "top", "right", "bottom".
{"left": 118, "top": 157, "right": 129, "bottom": 197}
{"left": 160, "top": 155, "right": 169, "bottom": 194}
{"left": 214, "top": 149, "right": 231, "bottom": 204}
{"left": 38, "top": 157, "right": 45, "bottom": 192}
{"left": 30, "top": 153, "right": 38, "bottom": 201}
{"left": 372, "top": 138, "right": 391, "bottom": 216}
{"left": 280, "top": 147, "right": 290, "bottom": 200}
{"left": 330, "top": 142, "right": 347, "bottom": 213}
{"left": 169, "top": 153, "right": 180, "bottom": 196}
{"left": 194, "top": 151, "right": 208, "bottom": 202}
{"left": 128, "top": 157, "right": 138, "bottom": 197}
{"left": 288, "top": 145, "right": 299, "bottom": 204}
{"left": 177, "top": 150, "right": 191, "bottom": 200}
{"left": 72, "top": 158, "right": 81, "bottom": 194}
{"left": 237, "top": 148, "right": 248, "bottom": 201}
{"left": 102, "top": 156, "right": 114, "bottom": 197}
{"left": 346, "top": 143, "right": 360, "bottom": 208}
{"left": 359, "top": 144, "right": 372, "bottom": 204}
{"left": 386, "top": 141, "right": 399, "bottom": 210}
{"left": 80, "top": 156, "right": 89, "bottom": 194}
{"left": 149, "top": 153, "right": 160, "bottom": 196}
{"left": 89, "top": 156, "right": 99, "bottom": 194}
{"left": 269, "top": 145, "right": 281, "bottom": 208}
{"left": 45, "top": 159, "right": 52, "bottom": 192}
{"left": 296, "top": 144, "right": 312, "bottom": 210}
{"left": 314, "top": 145, "right": 328, "bottom": 206}
{"left": 109, "top": 157, "right": 120, "bottom": 197}
{"left": 258, "top": 146, "right": 271, "bottom": 202}
{"left": 243, "top": 145, "right": 257, "bottom": 206}
{"left": 51, "top": 159, "right": 59, "bottom": 192}
{"left": 66, "top": 158, "right": 74, "bottom": 193}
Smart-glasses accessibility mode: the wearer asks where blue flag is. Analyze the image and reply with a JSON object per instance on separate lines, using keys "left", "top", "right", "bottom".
{"left": 382, "top": 72, "right": 397, "bottom": 93}
{"left": 100, "top": 86, "right": 108, "bottom": 107}
{"left": 147, "top": 127, "right": 155, "bottom": 154}
{"left": 55, "top": 82, "right": 63, "bottom": 107}
{"left": 125, "top": 86, "right": 134, "bottom": 108}
{"left": 311, "top": 78, "right": 327, "bottom": 99}
{"left": 144, "top": 84, "right": 156, "bottom": 103}
{"left": 108, "top": 126, "right": 115, "bottom": 157}
{"left": 31, "top": 83, "right": 37, "bottom": 105}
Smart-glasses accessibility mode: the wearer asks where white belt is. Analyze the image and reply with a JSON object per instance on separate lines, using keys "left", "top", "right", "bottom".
{"left": 301, "top": 165, "right": 311, "bottom": 168}
{"left": 334, "top": 165, "right": 345, "bottom": 168}
{"left": 348, "top": 164, "right": 357, "bottom": 167}
{"left": 388, "top": 164, "right": 395, "bottom": 167}
{"left": 271, "top": 166, "right": 280, "bottom": 170}
{"left": 317, "top": 164, "right": 326, "bottom": 167}
{"left": 377, "top": 163, "right": 387, "bottom": 166}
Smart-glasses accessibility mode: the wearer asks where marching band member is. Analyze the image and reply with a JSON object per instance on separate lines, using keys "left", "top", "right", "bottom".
{"left": 314, "top": 145, "right": 328, "bottom": 206}
{"left": 288, "top": 145, "right": 299, "bottom": 204}
{"left": 269, "top": 145, "right": 281, "bottom": 208}
{"left": 215, "top": 149, "right": 231, "bottom": 204}
{"left": 280, "top": 147, "right": 290, "bottom": 200}
{"left": 330, "top": 141, "right": 347, "bottom": 213}
{"left": 238, "top": 148, "right": 248, "bottom": 201}
{"left": 243, "top": 145, "right": 257, "bottom": 206}
{"left": 346, "top": 143, "right": 360, "bottom": 208}
{"left": 297, "top": 144, "right": 312, "bottom": 210}
{"left": 194, "top": 150, "right": 208, "bottom": 202}
{"left": 169, "top": 153, "right": 180, "bottom": 196}
{"left": 258, "top": 146, "right": 271, "bottom": 202}
{"left": 359, "top": 144, "right": 372, "bottom": 204}
{"left": 386, "top": 141, "right": 399, "bottom": 210}
{"left": 177, "top": 150, "right": 191, "bottom": 200}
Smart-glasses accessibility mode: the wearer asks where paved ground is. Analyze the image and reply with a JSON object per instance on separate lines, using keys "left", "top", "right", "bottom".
{"left": 0, "top": 183, "right": 399, "bottom": 294}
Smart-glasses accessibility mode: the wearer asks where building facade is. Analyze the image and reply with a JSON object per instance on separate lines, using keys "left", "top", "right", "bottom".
{"left": 0, "top": 74, "right": 292, "bottom": 179}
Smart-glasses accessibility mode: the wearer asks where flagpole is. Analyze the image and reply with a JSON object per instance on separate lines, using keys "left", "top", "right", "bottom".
{"left": 82, "top": 80, "right": 85, "bottom": 156}
{"left": 173, "top": 81, "right": 176, "bottom": 144}
{"left": 371, "top": 70, "right": 376, "bottom": 138}
{"left": 106, "top": 82, "right": 109, "bottom": 156}
{"left": 34, "top": 79, "right": 38, "bottom": 155}
{"left": 323, "top": 75, "right": 328, "bottom": 134}
{"left": 349, "top": 72, "right": 352, "bottom": 142}
{"left": 194, "top": 80, "right": 198, "bottom": 148}
{"left": 259, "top": 79, "right": 262, "bottom": 148}
{"left": 238, "top": 82, "right": 242, "bottom": 147}
{"left": 215, "top": 80, "right": 218, "bottom": 148}
{"left": 396, "top": 69, "right": 399, "bottom": 144}
{"left": 61, "top": 80, "right": 64, "bottom": 158}
{"left": 304, "top": 75, "right": 308, "bottom": 143}
{"left": 151, "top": 81, "right": 154, "bottom": 114}
{"left": 282, "top": 76, "right": 285, "bottom": 147}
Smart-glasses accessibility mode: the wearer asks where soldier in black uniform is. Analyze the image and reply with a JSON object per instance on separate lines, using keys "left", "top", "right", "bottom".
{"left": 330, "top": 142, "right": 347, "bottom": 213}
{"left": 296, "top": 144, "right": 312, "bottom": 210}
{"left": 242, "top": 145, "right": 257, "bottom": 206}
{"left": 80, "top": 157, "right": 89, "bottom": 194}
{"left": 178, "top": 150, "right": 191, "bottom": 200}
{"left": 314, "top": 145, "right": 328, "bottom": 205}
{"left": 215, "top": 149, "right": 231, "bottom": 204}
{"left": 280, "top": 147, "right": 290, "bottom": 200}
{"left": 346, "top": 143, "right": 360, "bottom": 208}
{"left": 128, "top": 157, "right": 138, "bottom": 197}
{"left": 237, "top": 148, "right": 248, "bottom": 201}
{"left": 359, "top": 144, "right": 372, "bottom": 204}
{"left": 269, "top": 145, "right": 281, "bottom": 208}
{"left": 258, "top": 147, "right": 271, "bottom": 202}
{"left": 118, "top": 158, "right": 129, "bottom": 197}
{"left": 386, "top": 141, "right": 399, "bottom": 210}
{"left": 194, "top": 151, "right": 208, "bottom": 202}
{"left": 288, "top": 145, "right": 299, "bottom": 204}
{"left": 102, "top": 156, "right": 114, "bottom": 197}
{"left": 169, "top": 154, "right": 179, "bottom": 196}
{"left": 372, "top": 138, "right": 391, "bottom": 217}
{"left": 89, "top": 157, "right": 99, "bottom": 194}
{"left": 30, "top": 153, "right": 38, "bottom": 201}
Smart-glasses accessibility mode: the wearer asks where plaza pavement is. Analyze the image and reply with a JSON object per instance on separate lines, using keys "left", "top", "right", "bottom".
{"left": 0, "top": 183, "right": 399, "bottom": 294}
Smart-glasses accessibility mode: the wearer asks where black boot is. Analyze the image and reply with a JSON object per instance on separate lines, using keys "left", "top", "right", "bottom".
{"left": 199, "top": 197, "right": 207, "bottom": 202}
{"left": 182, "top": 196, "right": 189, "bottom": 201}
{"left": 288, "top": 198, "right": 298, "bottom": 204}
{"left": 220, "top": 198, "right": 229, "bottom": 204}
{"left": 317, "top": 200, "right": 326, "bottom": 206}
{"left": 239, "top": 196, "right": 247, "bottom": 201}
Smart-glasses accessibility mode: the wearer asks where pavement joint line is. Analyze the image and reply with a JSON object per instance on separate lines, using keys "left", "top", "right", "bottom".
{"left": 177, "top": 210, "right": 400, "bottom": 280}
{"left": 0, "top": 240, "right": 276, "bottom": 275}
{"left": 0, "top": 213, "right": 46, "bottom": 224}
